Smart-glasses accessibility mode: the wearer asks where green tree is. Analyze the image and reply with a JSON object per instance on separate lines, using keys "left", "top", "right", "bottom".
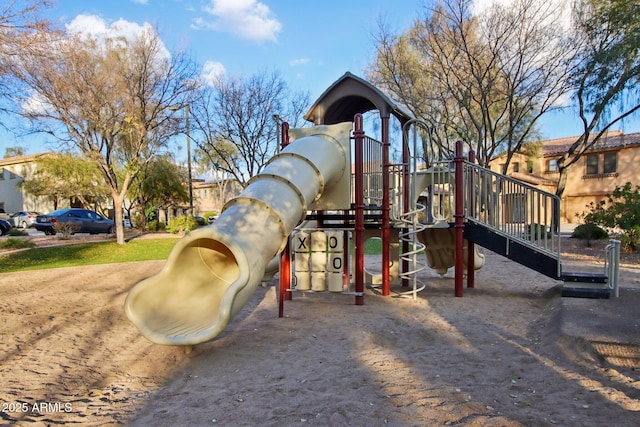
{"left": 128, "top": 155, "right": 188, "bottom": 231}
{"left": 4, "top": 146, "right": 25, "bottom": 157}
{"left": 555, "top": 0, "right": 640, "bottom": 198}
{"left": 21, "top": 153, "right": 109, "bottom": 210}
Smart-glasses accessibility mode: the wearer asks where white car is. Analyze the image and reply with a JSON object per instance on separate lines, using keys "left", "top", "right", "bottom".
{"left": 9, "top": 211, "right": 41, "bottom": 229}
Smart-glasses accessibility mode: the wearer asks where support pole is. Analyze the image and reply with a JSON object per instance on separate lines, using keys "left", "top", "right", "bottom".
{"left": 454, "top": 140, "right": 464, "bottom": 297}
{"left": 381, "top": 116, "right": 391, "bottom": 296}
{"left": 278, "top": 122, "right": 292, "bottom": 318}
{"left": 466, "top": 149, "right": 475, "bottom": 289}
{"left": 354, "top": 114, "right": 365, "bottom": 305}
{"left": 401, "top": 123, "right": 410, "bottom": 288}
{"left": 279, "top": 243, "right": 290, "bottom": 317}
{"left": 343, "top": 211, "right": 350, "bottom": 291}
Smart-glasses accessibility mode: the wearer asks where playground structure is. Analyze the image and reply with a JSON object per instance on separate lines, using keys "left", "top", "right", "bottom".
{"left": 125, "top": 72, "right": 621, "bottom": 346}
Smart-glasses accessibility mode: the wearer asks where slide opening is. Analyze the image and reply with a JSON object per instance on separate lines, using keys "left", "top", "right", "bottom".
{"left": 126, "top": 238, "right": 241, "bottom": 340}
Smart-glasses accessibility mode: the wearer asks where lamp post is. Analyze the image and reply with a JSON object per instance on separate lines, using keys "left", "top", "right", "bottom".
{"left": 273, "top": 114, "right": 282, "bottom": 153}
{"left": 170, "top": 103, "right": 193, "bottom": 215}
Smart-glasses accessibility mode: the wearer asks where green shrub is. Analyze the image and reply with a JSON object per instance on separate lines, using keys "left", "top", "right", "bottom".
{"left": 572, "top": 223, "right": 609, "bottom": 240}
{"left": 0, "top": 237, "right": 36, "bottom": 250}
{"left": 53, "top": 221, "right": 80, "bottom": 239}
{"left": 166, "top": 215, "right": 199, "bottom": 234}
{"left": 147, "top": 220, "right": 165, "bottom": 232}
{"left": 580, "top": 182, "right": 639, "bottom": 252}
{"left": 8, "top": 228, "right": 28, "bottom": 237}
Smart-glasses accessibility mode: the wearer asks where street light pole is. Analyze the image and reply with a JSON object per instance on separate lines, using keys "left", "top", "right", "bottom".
{"left": 185, "top": 104, "right": 193, "bottom": 216}
{"left": 170, "top": 103, "right": 193, "bottom": 215}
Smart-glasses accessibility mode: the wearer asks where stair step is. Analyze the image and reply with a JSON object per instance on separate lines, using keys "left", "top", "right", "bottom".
{"left": 561, "top": 287, "right": 610, "bottom": 299}
{"left": 562, "top": 272, "right": 608, "bottom": 284}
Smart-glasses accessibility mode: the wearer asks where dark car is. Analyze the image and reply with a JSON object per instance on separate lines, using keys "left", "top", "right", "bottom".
{"left": 9, "top": 211, "right": 41, "bottom": 229}
{"left": 0, "top": 219, "right": 10, "bottom": 235}
{"left": 35, "top": 208, "right": 115, "bottom": 236}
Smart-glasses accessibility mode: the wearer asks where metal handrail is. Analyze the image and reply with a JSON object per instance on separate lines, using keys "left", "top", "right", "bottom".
{"left": 605, "top": 239, "right": 621, "bottom": 297}
{"left": 463, "top": 161, "right": 562, "bottom": 261}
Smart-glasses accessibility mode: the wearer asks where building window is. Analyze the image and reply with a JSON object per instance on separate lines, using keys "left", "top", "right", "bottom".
{"left": 527, "top": 160, "right": 534, "bottom": 173}
{"left": 0, "top": 168, "right": 4, "bottom": 180}
{"left": 546, "top": 159, "right": 558, "bottom": 173}
{"left": 9, "top": 170, "right": 15, "bottom": 179}
{"left": 603, "top": 152, "right": 617, "bottom": 174}
{"left": 585, "top": 154, "right": 599, "bottom": 175}
{"left": 512, "top": 162, "right": 520, "bottom": 173}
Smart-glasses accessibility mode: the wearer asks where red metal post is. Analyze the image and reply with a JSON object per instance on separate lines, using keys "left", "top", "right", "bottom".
{"left": 354, "top": 114, "right": 365, "bottom": 305}
{"left": 454, "top": 140, "right": 464, "bottom": 297}
{"left": 281, "top": 122, "right": 290, "bottom": 148}
{"left": 343, "top": 211, "right": 350, "bottom": 291}
{"left": 381, "top": 116, "right": 391, "bottom": 296}
{"left": 279, "top": 243, "right": 290, "bottom": 317}
{"left": 278, "top": 121, "right": 292, "bottom": 319}
{"left": 466, "top": 149, "right": 476, "bottom": 289}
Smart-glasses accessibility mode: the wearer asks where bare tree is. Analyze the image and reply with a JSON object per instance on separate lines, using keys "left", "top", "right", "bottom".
{"left": 554, "top": 0, "right": 640, "bottom": 198}
{"left": 368, "top": 0, "right": 574, "bottom": 168}
{"left": 10, "top": 26, "right": 199, "bottom": 244}
{"left": 189, "top": 70, "right": 310, "bottom": 186}
{"left": 0, "top": 0, "right": 52, "bottom": 121}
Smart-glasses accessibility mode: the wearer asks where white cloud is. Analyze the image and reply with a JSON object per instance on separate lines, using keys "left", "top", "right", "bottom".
{"left": 194, "top": 0, "right": 282, "bottom": 43}
{"left": 65, "top": 14, "right": 108, "bottom": 38}
{"left": 65, "top": 14, "right": 170, "bottom": 59}
{"left": 289, "top": 58, "right": 309, "bottom": 67}
{"left": 201, "top": 60, "right": 226, "bottom": 86}
{"left": 472, "top": 0, "right": 571, "bottom": 29}
{"left": 21, "top": 90, "right": 51, "bottom": 116}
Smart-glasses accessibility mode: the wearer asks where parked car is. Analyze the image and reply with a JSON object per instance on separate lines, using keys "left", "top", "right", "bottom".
{"left": 35, "top": 208, "right": 115, "bottom": 236}
{"left": 8, "top": 211, "right": 41, "bottom": 229}
{"left": 0, "top": 219, "right": 10, "bottom": 235}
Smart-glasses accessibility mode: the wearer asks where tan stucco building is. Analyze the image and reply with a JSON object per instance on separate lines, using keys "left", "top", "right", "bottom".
{"left": 492, "top": 130, "right": 640, "bottom": 223}
{"left": 0, "top": 153, "right": 56, "bottom": 214}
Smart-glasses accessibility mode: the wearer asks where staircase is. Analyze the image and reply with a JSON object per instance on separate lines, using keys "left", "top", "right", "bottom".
{"left": 458, "top": 161, "right": 619, "bottom": 298}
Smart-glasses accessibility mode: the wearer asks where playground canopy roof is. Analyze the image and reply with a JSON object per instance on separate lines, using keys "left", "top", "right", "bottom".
{"left": 304, "top": 72, "right": 414, "bottom": 126}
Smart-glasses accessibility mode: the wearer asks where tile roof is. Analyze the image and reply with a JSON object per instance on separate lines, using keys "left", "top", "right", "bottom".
{"left": 542, "top": 131, "right": 640, "bottom": 156}
{"left": 0, "top": 152, "right": 53, "bottom": 166}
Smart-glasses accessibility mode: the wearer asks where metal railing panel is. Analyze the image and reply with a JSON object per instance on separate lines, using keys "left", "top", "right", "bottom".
{"left": 464, "top": 162, "right": 561, "bottom": 261}
{"left": 605, "top": 239, "right": 621, "bottom": 297}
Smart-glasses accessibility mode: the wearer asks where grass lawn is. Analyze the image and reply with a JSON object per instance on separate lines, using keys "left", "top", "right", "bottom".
{"left": 0, "top": 238, "right": 179, "bottom": 273}
{"left": 0, "top": 235, "right": 388, "bottom": 274}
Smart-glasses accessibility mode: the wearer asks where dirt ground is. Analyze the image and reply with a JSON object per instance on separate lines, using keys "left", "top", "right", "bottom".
{"left": 0, "top": 234, "right": 639, "bottom": 426}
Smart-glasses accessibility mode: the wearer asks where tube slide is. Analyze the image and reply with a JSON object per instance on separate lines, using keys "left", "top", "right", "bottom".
{"left": 125, "top": 122, "right": 352, "bottom": 345}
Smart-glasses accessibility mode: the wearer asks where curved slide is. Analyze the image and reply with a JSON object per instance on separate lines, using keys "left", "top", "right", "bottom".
{"left": 125, "top": 122, "right": 352, "bottom": 345}
{"left": 417, "top": 227, "right": 485, "bottom": 277}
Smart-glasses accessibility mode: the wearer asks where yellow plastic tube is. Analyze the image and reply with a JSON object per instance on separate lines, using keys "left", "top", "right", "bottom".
{"left": 125, "top": 122, "right": 351, "bottom": 345}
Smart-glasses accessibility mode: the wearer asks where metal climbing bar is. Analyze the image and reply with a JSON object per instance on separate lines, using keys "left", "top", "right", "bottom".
{"left": 352, "top": 135, "right": 384, "bottom": 206}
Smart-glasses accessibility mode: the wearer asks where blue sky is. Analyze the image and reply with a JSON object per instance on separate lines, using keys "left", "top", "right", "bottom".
{"left": 52, "top": 0, "right": 423, "bottom": 101}
{"left": 3, "top": 0, "right": 639, "bottom": 156}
